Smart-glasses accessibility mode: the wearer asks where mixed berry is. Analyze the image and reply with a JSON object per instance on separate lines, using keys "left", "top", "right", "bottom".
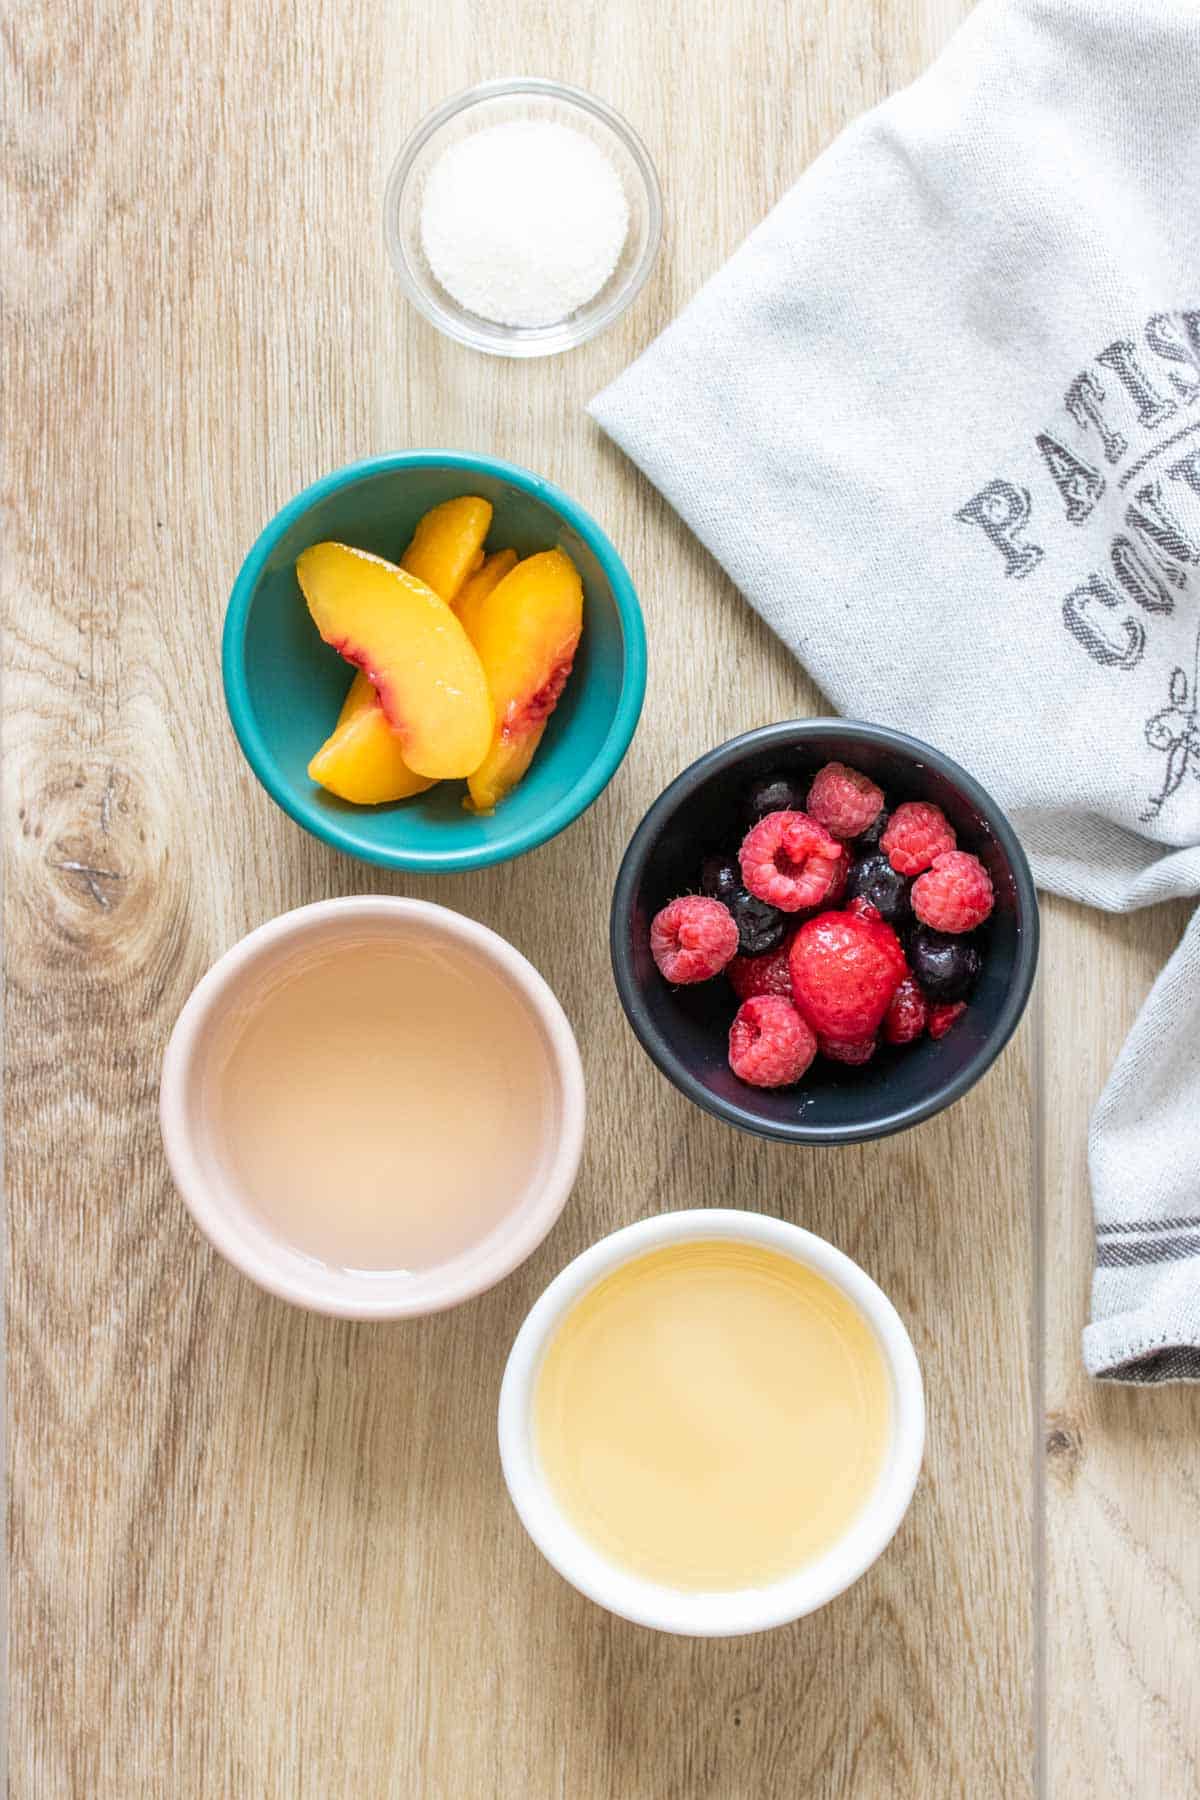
{"left": 648, "top": 761, "right": 996, "bottom": 1090}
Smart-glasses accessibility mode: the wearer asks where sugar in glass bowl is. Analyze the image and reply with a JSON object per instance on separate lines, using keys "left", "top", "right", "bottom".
{"left": 384, "top": 78, "right": 663, "bottom": 357}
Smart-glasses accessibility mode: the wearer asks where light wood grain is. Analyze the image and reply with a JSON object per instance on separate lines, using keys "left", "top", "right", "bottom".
{"left": 3, "top": 0, "right": 1193, "bottom": 1793}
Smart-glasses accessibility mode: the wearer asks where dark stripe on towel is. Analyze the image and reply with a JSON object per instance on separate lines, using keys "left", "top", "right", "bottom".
{"left": 1096, "top": 1233, "right": 1200, "bottom": 1268}
{"left": 1097, "top": 1215, "right": 1200, "bottom": 1236}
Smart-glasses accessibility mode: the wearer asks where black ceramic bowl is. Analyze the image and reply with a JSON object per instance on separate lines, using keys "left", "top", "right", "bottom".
{"left": 610, "top": 720, "right": 1039, "bottom": 1145}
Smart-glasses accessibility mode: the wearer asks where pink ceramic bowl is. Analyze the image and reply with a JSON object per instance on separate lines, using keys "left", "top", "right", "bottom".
{"left": 159, "top": 897, "right": 586, "bottom": 1317}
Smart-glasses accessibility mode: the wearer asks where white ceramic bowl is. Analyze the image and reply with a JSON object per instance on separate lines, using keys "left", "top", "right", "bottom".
{"left": 498, "top": 1209, "right": 925, "bottom": 1636}
{"left": 159, "top": 897, "right": 585, "bottom": 1317}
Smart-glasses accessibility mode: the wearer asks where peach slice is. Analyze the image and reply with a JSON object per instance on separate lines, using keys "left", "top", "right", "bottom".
{"left": 307, "top": 669, "right": 437, "bottom": 805}
{"left": 308, "top": 502, "right": 500, "bottom": 802}
{"left": 400, "top": 496, "right": 492, "bottom": 604}
{"left": 453, "top": 547, "right": 518, "bottom": 641}
{"left": 296, "top": 542, "right": 493, "bottom": 781}
{"left": 306, "top": 520, "right": 508, "bottom": 805}
{"left": 463, "top": 549, "right": 583, "bottom": 813}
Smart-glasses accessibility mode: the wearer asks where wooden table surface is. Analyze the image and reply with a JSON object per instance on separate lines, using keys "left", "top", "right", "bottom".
{"left": 5, "top": 0, "right": 1199, "bottom": 1793}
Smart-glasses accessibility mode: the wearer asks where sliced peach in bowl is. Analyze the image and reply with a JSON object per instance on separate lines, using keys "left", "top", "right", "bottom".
{"left": 464, "top": 549, "right": 584, "bottom": 814}
{"left": 296, "top": 542, "right": 493, "bottom": 781}
{"left": 401, "top": 495, "right": 492, "bottom": 602}
{"left": 223, "top": 453, "right": 645, "bottom": 872}
{"left": 307, "top": 670, "right": 437, "bottom": 805}
{"left": 307, "top": 500, "right": 500, "bottom": 805}
{"left": 454, "top": 547, "right": 518, "bottom": 640}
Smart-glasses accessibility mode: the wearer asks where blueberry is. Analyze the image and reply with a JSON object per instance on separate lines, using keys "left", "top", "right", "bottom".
{"left": 909, "top": 926, "right": 981, "bottom": 1002}
{"left": 845, "top": 851, "right": 911, "bottom": 928}
{"left": 727, "top": 887, "right": 787, "bottom": 957}
{"left": 742, "top": 772, "right": 805, "bottom": 826}
{"left": 858, "top": 808, "right": 889, "bottom": 848}
{"left": 699, "top": 853, "right": 741, "bottom": 903}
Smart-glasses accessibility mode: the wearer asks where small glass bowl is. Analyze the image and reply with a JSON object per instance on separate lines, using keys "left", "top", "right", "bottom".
{"left": 384, "top": 77, "right": 663, "bottom": 358}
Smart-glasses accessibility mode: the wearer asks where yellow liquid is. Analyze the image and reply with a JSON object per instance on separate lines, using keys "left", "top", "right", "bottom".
{"left": 209, "top": 937, "right": 553, "bottom": 1272}
{"left": 535, "top": 1240, "right": 891, "bottom": 1590}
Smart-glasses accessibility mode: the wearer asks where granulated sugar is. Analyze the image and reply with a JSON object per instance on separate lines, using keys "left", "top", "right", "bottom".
{"left": 420, "top": 120, "right": 629, "bottom": 329}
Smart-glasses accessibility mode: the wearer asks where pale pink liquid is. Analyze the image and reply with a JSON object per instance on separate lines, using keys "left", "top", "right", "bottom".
{"left": 210, "top": 937, "right": 553, "bottom": 1273}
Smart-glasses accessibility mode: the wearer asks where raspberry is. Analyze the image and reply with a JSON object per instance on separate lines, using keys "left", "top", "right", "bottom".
{"left": 738, "top": 810, "right": 843, "bottom": 913}
{"left": 806, "top": 762, "right": 885, "bottom": 839}
{"left": 911, "top": 851, "right": 994, "bottom": 933}
{"left": 818, "top": 1032, "right": 878, "bottom": 1065}
{"left": 883, "top": 975, "right": 928, "bottom": 1045}
{"left": 727, "top": 940, "right": 794, "bottom": 1002}
{"left": 728, "top": 996, "right": 817, "bottom": 1087}
{"left": 881, "top": 801, "right": 956, "bottom": 876}
{"left": 788, "top": 908, "right": 907, "bottom": 1039}
{"left": 928, "top": 1001, "right": 967, "bottom": 1039}
{"left": 845, "top": 895, "right": 880, "bottom": 923}
{"left": 825, "top": 846, "right": 851, "bottom": 906}
{"left": 650, "top": 895, "right": 738, "bottom": 984}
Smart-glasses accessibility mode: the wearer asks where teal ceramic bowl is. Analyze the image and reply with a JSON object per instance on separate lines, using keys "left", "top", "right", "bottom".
{"left": 223, "top": 453, "right": 646, "bottom": 872}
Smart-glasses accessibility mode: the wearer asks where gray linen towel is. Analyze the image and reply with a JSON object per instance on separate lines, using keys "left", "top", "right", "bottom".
{"left": 591, "top": 0, "right": 1200, "bottom": 1379}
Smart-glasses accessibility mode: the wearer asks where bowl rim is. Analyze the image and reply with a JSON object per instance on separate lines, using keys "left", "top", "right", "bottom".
{"left": 383, "top": 76, "right": 664, "bottom": 358}
{"left": 159, "top": 896, "right": 586, "bottom": 1318}
{"left": 497, "top": 1207, "right": 925, "bottom": 1636}
{"left": 222, "top": 450, "right": 647, "bottom": 872}
{"left": 610, "top": 718, "right": 1040, "bottom": 1145}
